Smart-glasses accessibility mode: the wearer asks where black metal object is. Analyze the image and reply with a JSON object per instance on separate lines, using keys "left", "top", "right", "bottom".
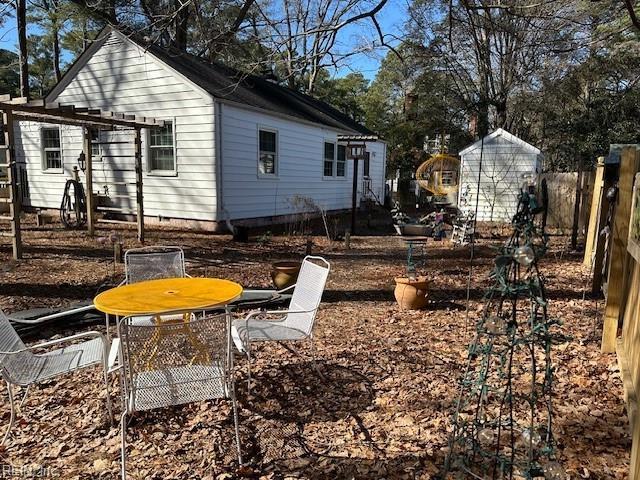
{"left": 60, "top": 179, "right": 87, "bottom": 228}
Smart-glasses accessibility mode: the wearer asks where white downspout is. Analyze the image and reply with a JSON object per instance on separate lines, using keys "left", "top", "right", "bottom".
{"left": 214, "top": 101, "right": 235, "bottom": 234}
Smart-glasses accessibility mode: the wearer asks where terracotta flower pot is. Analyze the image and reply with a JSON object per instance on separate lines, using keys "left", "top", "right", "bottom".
{"left": 271, "top": 261, "right": 301, "bottom": 289}
{"left": 394, "top": 276, "right": 429, "bottom": 310}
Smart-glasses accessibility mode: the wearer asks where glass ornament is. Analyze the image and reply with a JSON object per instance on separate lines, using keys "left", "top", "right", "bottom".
{"left": 521, "top": 172, "right": 536, "bottom": 190}
{"left": 513, "top": 246, "right": 535, "bottom": 266}
{"left": 485, "top": 316, "right": 505, "bottom": 335}
{"left": 542, "top": 461, "right": 566, "bottom": 480}
{"left": 520, "top": 428, "right": 542, "bottom": 449}
{"left": 477, "top": 428, "right": 495, "bottom": 446}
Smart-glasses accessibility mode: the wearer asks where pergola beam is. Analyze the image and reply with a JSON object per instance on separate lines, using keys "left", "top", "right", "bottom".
{"left": 0, "top": 97, "right": 164, "bottom": 129}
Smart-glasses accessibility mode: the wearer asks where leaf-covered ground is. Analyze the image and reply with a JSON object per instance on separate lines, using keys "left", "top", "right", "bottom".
{"left": 0, "top": 220, "right": 631, "bottom": 479}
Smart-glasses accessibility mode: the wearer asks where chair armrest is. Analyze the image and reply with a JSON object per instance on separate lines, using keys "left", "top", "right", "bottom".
{"left": 243, "top": 307, "right": 316, "bottom": 321}
{"left": 275, "top": 284, "right": 296, "bottom": 295}
{"left": 26, "top": 331, "right": 105, "bottom": 351}
{"left": 0, "top": 331, "right": 106, "bottom": 356}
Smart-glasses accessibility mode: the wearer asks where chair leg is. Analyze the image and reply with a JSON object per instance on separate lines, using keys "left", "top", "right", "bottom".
{"left": 120, "top": 411, "right": 128, "bottom": 480}
{"left": 2, "top": 381, "right": 16, "bottom": 445}
{"left": 230, "top": 380, "right": 243, "bottom": 466}
{"left": 309, "top": 337, "right": 326, "bottom": 382}
{"left": 246, "top": 343, "right": 252, "bottom": 395}
{"left": 102, "top": 350, "right": 114, "bottom": 424}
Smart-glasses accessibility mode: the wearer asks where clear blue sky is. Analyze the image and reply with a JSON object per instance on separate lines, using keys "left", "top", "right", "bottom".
{"left": 0, "top": 0, "right": 407, "bottom": 82}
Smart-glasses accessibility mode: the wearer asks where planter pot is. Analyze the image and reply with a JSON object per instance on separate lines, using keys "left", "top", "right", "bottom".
{"left": 271, "top": 261, "right": 301, "bottom": 289}
{"left": 395, "top": 224, "right": 434, "bottom": 237}
{"left": 394, "top": 276, "right": 429, "bottom": 310}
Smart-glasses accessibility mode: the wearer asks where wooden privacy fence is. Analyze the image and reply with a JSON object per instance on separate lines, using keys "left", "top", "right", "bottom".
{"left": 584, "top": 145, "right": 640, "bottom": 479}
{"left": 538, "top": 172, "right": 594, "bottom": 232}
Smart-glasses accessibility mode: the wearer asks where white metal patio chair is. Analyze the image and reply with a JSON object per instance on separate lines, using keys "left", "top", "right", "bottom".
{"left": 0, "top": 310, "right": 113, "bottom": 445}
{"left": 231, "top": 256, "right": 330, "bottom": 391}
{"left": 111, "top": 312, "right": 242, "bottom": 479}
{"left": 105, "top": 246, "right": 190, "bottom": 335}
{"left": 123, "top": 245, "right": 187, "bottom": 285}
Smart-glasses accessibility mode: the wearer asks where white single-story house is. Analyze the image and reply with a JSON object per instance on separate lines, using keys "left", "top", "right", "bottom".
{"left": 13, "top": 27, "right": 386, "bottom": 230}
{"left": 458, "top": 129, "right": 543, "bottom": 222}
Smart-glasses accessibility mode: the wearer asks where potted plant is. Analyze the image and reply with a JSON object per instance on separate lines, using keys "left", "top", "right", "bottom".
{"left": 271, "top": 260, "right": 302, "bottom": 289}
{"left": 394, "top": 275, "right": 429, "bottom": 310}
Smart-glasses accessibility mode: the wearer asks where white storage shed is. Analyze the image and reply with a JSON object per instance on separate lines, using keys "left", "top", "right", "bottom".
{"left": 458, "top": 129, "right": 543, "bottom": 222}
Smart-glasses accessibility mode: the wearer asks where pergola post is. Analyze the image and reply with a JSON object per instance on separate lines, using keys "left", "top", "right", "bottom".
{"left": 2, "top": 110, "right": 22, "bottom": 259}
{"left": 82, "top": 126, "right": 95, "bottom": 236}
{"left": 351, "top": 155, "right": 359, "bottom": 235}
{"left": 134, "top": 127, "right": 144, "bottom": 243}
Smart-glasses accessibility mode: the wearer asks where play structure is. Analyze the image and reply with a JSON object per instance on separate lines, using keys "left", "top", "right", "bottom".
{"left": 415, "top": 152, "right": 460, "bottom": 201}
{"left": 392, "top": 145, "right": 461, "bottom": 239}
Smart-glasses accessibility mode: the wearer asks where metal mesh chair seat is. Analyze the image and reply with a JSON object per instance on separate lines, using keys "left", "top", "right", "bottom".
{"left": 232, "top": 319, "right": 308, "bottom": 354}
{"left": 6, "top": 337, "right": 103, "bottom": 385}
{"left": 130, "top": 364, "right": 226, "bottom": 412}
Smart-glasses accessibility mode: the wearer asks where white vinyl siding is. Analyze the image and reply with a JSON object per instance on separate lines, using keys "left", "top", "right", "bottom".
{"left": 17, "top": 30, "right": 216, "bottom": 221}
{"left": 220, "top": 103, "right": 386, "bottom": 221}
{"left": 41, "top": 127, "right": 62, "bottom": 172}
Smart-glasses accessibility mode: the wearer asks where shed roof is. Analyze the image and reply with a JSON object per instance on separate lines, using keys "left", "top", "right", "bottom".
{"left": 49, "top": 27, "right": 374, "bottom": 136}
{"left": 459, "top": 128, "right": 541, "bottom": 156}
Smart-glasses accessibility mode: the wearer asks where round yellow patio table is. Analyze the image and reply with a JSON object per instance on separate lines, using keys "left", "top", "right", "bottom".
{"left": 94, "top": 277, "right": 243, "bottom": 317}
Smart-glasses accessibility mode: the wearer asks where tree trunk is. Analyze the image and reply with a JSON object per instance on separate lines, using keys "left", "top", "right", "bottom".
{"left": 476, "top": 100, "right": 490, "bottom": 138}
{"left": 82, "top": 17, "right": 88, "bottom": 51}
{"left": 53, "top": 26, "right": 62, "bottom": 82}
{"left": 174, "top": 0, "right": 189, "bottom": 50}
{"left": 495, "top": 100, "right": 508, "bottom": 130}
{"left": 17, "top": 0, "right": 29, "bottom": 98}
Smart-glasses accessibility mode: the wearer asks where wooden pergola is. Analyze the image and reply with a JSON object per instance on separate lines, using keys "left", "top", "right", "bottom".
{"left": 0, "top": 95, "right": 164, "bottom": 260}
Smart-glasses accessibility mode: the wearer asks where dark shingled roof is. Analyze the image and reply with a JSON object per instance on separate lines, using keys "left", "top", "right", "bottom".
{"left": 135, "top": 39, "right": 374, "bottom": 135}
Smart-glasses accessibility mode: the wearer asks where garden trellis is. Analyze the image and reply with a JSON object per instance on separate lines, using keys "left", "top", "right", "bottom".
{"left": 0, "top": 95, "right": 164, "bottom": 259}
{"left": 444, "top": 187, "right": 566, "bottom": 479}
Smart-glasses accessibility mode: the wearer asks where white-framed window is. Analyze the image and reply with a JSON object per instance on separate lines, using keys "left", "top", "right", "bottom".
{"left": 90, "top": 128, "right": 102, "bottom": 160}
{"left": 258, "top": 128, "right": 277, "bottom": 176}
{"left": 323, "top": 141, "right": 335, "bottom": 177}
{"left": 41, "top": 127, "right": 62, "bottom": 172}
{"left": 147, "top": 120, "right": 176, "bottom": 174}
{"left": 337, "top": 144, "right": 346, "bottom": 177}
{"left": 441, "top": 170, "right": 456, "bottom": 186}
{"left": 323, "top": 141, "right": 347, "bottom": 178}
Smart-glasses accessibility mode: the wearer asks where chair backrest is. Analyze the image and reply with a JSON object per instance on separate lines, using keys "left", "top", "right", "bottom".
{"left": 117, "top": 313, "right": 230, "bottom": 413}
{"left": 124, "top": 246, "right": 186, "bottom": 284}
{"left": 286, "top": 256, "right": 330, "bottom": 335}
{"left": 0, "top": 311, "right": 35, "bottom": 383}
